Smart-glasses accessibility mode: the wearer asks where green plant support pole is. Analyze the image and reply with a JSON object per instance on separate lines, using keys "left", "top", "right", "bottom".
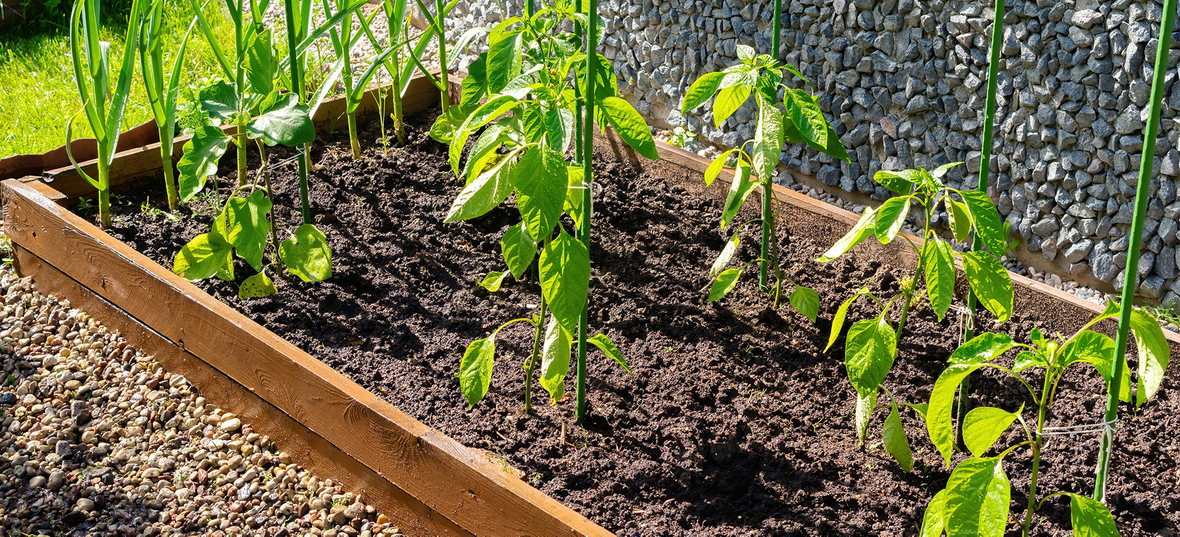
{"left": 436, "top": 0, "right": 449, "bottom": 113}
{"left": 573, "top": 0, "right": 584, "bottom": 165}
{"left": 759, "top": 0, "right": 781, "bottom": 293}
{"left": 1094, "top": 0, "right": 1176, "bottom": 503}
{"left": 576, "top": 0, "right": 597, "bottom": 423}
{"left": 285, "top": 0, "right": 313, "bottom": 224}
{"left": 958, "top": 0, "right": 1004, "bottom": 448}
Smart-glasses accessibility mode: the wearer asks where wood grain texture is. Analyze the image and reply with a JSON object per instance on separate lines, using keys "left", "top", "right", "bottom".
{"left": 2, "top": 178, "right": 613, "bottom": 537}
{"left": 12, "top": 245, "right": 469, "bottom": 537}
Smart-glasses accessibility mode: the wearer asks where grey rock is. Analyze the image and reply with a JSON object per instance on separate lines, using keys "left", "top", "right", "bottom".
{"left": 1156, "top": 246, "right": 1177, "bottom": 279}
{"left": 1064, "top": 239, "right": 1094, "bottom": 263}
{"left": 1141, "top": 275, "right": 1166, "bottom": 299}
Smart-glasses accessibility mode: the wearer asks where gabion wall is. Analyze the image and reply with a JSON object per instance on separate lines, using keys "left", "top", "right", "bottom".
{"left": 447, "top": 0, "right": 1180, "bottom": 305}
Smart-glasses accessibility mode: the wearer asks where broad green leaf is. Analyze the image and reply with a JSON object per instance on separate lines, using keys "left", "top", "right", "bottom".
{"left": 720, "top": 158, "right": 755, "bottom": 228}
{"left": 826, "top": 291, "right": 862, "bottom": 352}
{"left": 225, "top": 190, "right": 272, "bottom": 271}
{"left": 589, "top": 333, "right": 631, "bottom": 374}
{"left": 928, "top": 363, "right": 987, "bottom": 466}
{"left": 279, "top": 224, "right": 333, "bottom": 282}
{"left": 238, "top": 271, "right": 277, "bottom": 299}
{"left": 1130, "top": 309, "right": 1169, "bottom": 407}
{"left": 463, "top": 124, "right": 511, "bottom": 183}
{"left": 949, "top": 333, "right": 1016, "bottom": 365}
{"left": 752, "top": 93, "right": 783, "bottom": 184}
{"left": 460, "top": 53, "right": 487, "bottom": 107}
{"left": 1067, "top": 493, "right": 1122, "bottom": 537}
{"left": 946, "top": 198, "right": 973, "bottom": 243}
{"left": 575, "top": 52, "right": 617, "bottom": 102}
{"left": 708, "top": 268, "right": 743, "bottom": 302}
{"left": 173, "top": 230, "right": 234, "bottom": 281}
{"left": 883, "top": 404, "right": 914, "bottom": 471}
{"left": 459, "top": 337, "right": 495, "bottom": 407}
{"left": 479, "top": 271, "right": 510, "bottom": 292}
{"left": 718, "top": 67, "right": 754, "bottom": 89}
{"left": 844, "top": 317, "right": 897, "bottom": 397}
{"left": 874, "top": 195, "right": 911, "bottom": 244}
{"left": 704, "top": 149, "right": 736, "bottom": 187}
{"left": 789, "top": 285, "right": 820, "bottom": 323}
{"left": 247, "top": 93, "right": 315, "bottom": 147}
{"left": 599, "top": 96, "right": 659, "bottom": 160}
{"left": 539, "top": 317, "right": 571, "bottom": 402}
{"left": 177, "top": 125, "right": 230, "bottom": 202}
{"left": 962, "top": 405, "right": 1022, "bottom": 458}
{"left": 944, "top": 456, "right": 1011, "bottom": 537}
{"left": 712, "top": 84, "right": 751, "bottom": 128}
{"left": 709, "top": 234, "right": 740, "bottom": 279}
{"left": 512, "top": 145, "right": 567, "bottom": 241}
{"left": 803, "top": 118, "right": 850, "bottom": 162}
{"left": 1013, "top": 350, "right": 1047, "bottom": 373}
{"left": 920, "top": 490, "right": 950, "bottom": 537}
{"left": 922, "top": 239, "right": 956, "bottom": 322}
{"left": 486, "top": 30, "right": 522, "bottom": 94}
{"left": 199, "top": 80, "right": 238, "bottom": 121}
{"left": 931, "top": 161, "right": 964, "bottom": 179}
{"left": 1061, "top": 331, "right": 1117, "bottom": 374}
{"left": 539, "top": 231, "right": 591, "bottom": 337}
{"left": 501, "top": 222, "right": 537, "bottom": 280}
{"left": 736, "top": 44, "right": 755, "bottom": 62}
{"left": 682, "top": 71, "right": 724, "bottom": 114}
{"left": 962, "top": 251, "right": 1013, "bottom": 323}
{"left": 854, "top": 389, "right": 877, "bottom": 445}
{"left": 245, "top": 28, "right": 275, "bottom": 96}
{"left": 446, "top": 146, "right": 524, "bottom": 222}
{"left": 817, "top": 207, "right": 877, "bottom": 262}
{"left": 543, "top": 108, "right": 574, "bottom": 152}
{"left": 783, "top": 88, "right": 827, "bottom": 150}
{"left": 564, "top": 166, "right": 586, "bottom": 232}
{"left": 958, "top": 190, "right": 1007, "bottom": 256}
{"left": 874, "top": 169, "right": 923, "bottom": 196}
{"left": 430, "top": 104, "right": 474, "bottom": 145}
{"left": 521, "top": 104, "right": 547, "bottom": 143}
{"left": 449, "top": 95, "right": 520, "bottom": 173}
{"left": 756, "top": 69, "right": 782, "bottom": 103}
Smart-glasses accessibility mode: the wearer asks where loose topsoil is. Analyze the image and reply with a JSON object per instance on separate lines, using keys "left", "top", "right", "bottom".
{"left": 93, "top": 111, "right": 1180, "bottom": 536}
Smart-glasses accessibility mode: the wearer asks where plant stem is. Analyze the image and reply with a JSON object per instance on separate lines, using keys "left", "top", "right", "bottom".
{"left": 284, "top": 0, "right": 313, "bottom": 225}
{"left": 1095, "top": 0, "right": 1175, "bottom": 502}
{"left": 524, "top": 294, "right": 547, "bottom": 413}
{"left": 435, "top": 0, "right": 449, "bottom": 113}
{"left": 575, "top": 0, "right": 598, "bottom": 424}
{"left": 160, "top": 129, "right": 180, "bottom": 211}
{"left": 760, "top": 0, "right": 782, "bottom": 294}
{"left": 347, "top": 110, "right": 361, "bottom": 158}
{"left": 257, "top": 141, "right": 284, "bottom": 256}
{"left": 97, "top": 153, "right": 111, "bottom": 228}
{"left": 1023, "top": 368, "right": 1054, "bottom": 536}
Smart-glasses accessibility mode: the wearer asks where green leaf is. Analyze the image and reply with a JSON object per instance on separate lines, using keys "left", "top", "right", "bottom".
{"left": 682, "top": 71, "right": 724, "bottom": 114}
{"left": 1067, "top": 493, "right": 1122, "bottom": 537}
{"left": 512, "top": 145, "right": 567, "bottom": 241}
{"left": 446, "top": 146, "right": 524, "bottom": 222}
{"left": 539, "top": 231, "right": 591, "bottom": 337}
{"left": 783, "top": 88, "right": 827, "bottom": 150}
{"left": 177, "top": 125, "right": 230, "bottom": 202}
{"left": 943, "top": 457, "right": 1011, "bottom": 537}
{"left": 945, "top": 198, "right": 973, "bottom": 243}
{"left": 922, "top": 239, "right": 956, "bottom": 322}
{"left": 962, "top": 251, "right": 1013, "bottom": 323}
{"left": 479, "top": 271, "right": 510, "bottom": 292}
{"left": 712, "top": 84, "right": 751, "bottom": 128}
{"left": 708, "top": 268, "right": 742, "bottom": 302}
{"left": 873, "top": 169, "right": 923, "bottom": 195}
{"left": 486, "top": 30, "right": 522, "bottom": 94}
{"left": 709, "top": 233, "right": 740, "bottom": 279}
{"left": 247, "top": 93, "right": 315, "bottom": 147}
{"left": 931, "top": 161, "right": 964, "bottom": 179}
{"left": 854, "top": 389, "right": 877, "bottom": 445}
{"left": 874, "top": 196, "right": 911, "bottom": 244}
{"left": 449, "top": 95, "right": 520, "bottom": 173}
{"left": 238, "top": 271, "right": 277, "bottom": 299}
{"left": 826, "top": 291, "right": 863, "bottom": 353}
{"left": 575, "top": 52, "right": 618, "bottom": 102}
{"left": 599, "top": 96, "right": 658, "bottom": 160}
{"left": 844, "top": 317, "right": 897, "bottom": 397}
{"left": 789, "top": 285, "right": 820, "bottom": 323}
{"left": 430, "top": 104, "right": 474, "bottom": 145}
{"left": 958, "top": 190, "right": 1007, "bottom": 256}
{"left": 564, "top": 165, "right": 586, "bottom": 232}
{"left": 928, "top": 363, "right": 987, "bottom": 466}
{"left": 704, "top": 149, "right": 736, "bottom": 187}
{"left": 818, "top": 207, "right": 877, "bottom": 262}
{"left": 962, "top": 405, "right": 1022, "bottom": 458}
{"left": 1013, "top": 350, "right": 1047, "bottom": 373}
{"left": 949, "top": 333, "right": 1016, "bottom": 365}
{"left": 589, "top": 333, "right": 631, "bottom": 374}
{"left": 752, "top": 93, "right": 783, "bottom": 184}
{"left": 501, "top": 222, "right": 537, "bottom": 280}
{"left": 460, "top": 53, "right": 487, "bottom": 107}
{"left": 803, "top": 118, "right": 850, "bottom": 162}
{"left": 173, "top": 229, "right": 234, "bottom": 281}
{"left": 543, "top": 108, "right": 574, "bottom": 152}
{"left": 736, "top": 44, "right": 755, "bottom": 62}
{"left": 920, "top": 490, "right": 950, "bottom": 537}
{"left": 883, "top": 404, "right": 914, "bottom": 472}
{"left": 1130, "top": 308, "right": 1169, "bottom": 407}
{"left": 245, "top": 28, "right": 275, "bottom": 96}
{"left": 199, "top": 81, "right": 238, "bottom": 121}
{"left": 225, "top": 190, "right": 272, "bottom": 271}
{"left": 279, "top": 224, "right": 333, "bottom": 282}
{"left": 720, "top": 157, "right": 755, "bottom": 229}
{"left": 459, "top": 337, "right": 495, "bottom": 407}
{"left": 539, "top": 316, "right": 571, "bottom": 402}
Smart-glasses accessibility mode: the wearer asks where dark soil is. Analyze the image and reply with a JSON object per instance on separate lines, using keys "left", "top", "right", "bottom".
{"left": 94, "top": 111, "right": 1180, "bottom": 536}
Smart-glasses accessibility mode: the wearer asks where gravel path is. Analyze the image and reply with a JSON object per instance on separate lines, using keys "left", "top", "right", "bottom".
{"left": 0, "top": 264, "right": 406, "bottom": 536}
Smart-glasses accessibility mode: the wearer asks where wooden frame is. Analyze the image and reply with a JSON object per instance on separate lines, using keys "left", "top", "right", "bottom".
{"left": 4, "top": 73, "right": 1177, "bottom": 537}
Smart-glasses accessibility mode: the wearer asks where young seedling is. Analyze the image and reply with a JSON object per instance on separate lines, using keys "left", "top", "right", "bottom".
{"left": 138, "top": 0, "right": 198, "bottom": 212}
{"left": 66, "top": 0, "right": 149, "bottom": 228}
{"left": 437, "top": 0, "right": 655, "bottom": 415}
{"left": 668, "top": 126, "right": 694, "bottom": 149}
{"left": 819, "top": 164, "right": 1014, "bottom": 468}
{"left": 323, "top": 0, "right": 397, "bottom": 158}
{"left": 681, "top": 5, "right": 848, "bottom": 318}
{"left": 921, "top": 302, "right": 1168, "bottom": 536}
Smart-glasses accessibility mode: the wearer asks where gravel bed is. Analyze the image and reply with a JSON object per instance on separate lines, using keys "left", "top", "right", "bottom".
{"left": 0, "top": 264, "right": 407, "bottom": 536}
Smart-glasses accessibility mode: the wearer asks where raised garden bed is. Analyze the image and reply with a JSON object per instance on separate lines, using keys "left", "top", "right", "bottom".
{"left": 5, "top": 77, "right": 1180, "bottom": 536}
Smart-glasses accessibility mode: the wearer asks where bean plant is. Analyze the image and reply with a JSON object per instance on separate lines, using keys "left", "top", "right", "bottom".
{"left": 681, "top": 43, "right": 847, "bottom": 319}
{"left": 819, "top": 164, "right": 1014, "bottom": 468}
{"left": 66, "top": 0, "right": 148, "bottom": 228}
{"left": 920, "top": 301, "right": 1167, "bottom": 536}
{"left": 435, "top": 0, "right": 656, "bottom": 413}
{"left": 138, "top": 0, "right": 197, "bottom": 212}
